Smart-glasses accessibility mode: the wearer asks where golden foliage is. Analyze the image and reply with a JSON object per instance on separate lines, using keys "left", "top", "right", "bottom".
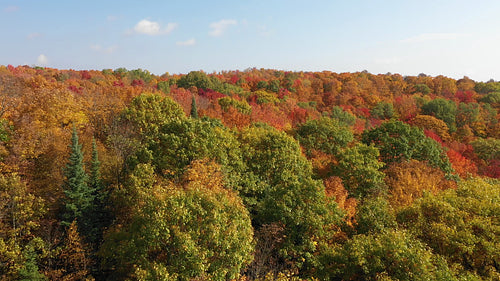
{"left": 385, "top": 160, "right": 456, "bottom": 208}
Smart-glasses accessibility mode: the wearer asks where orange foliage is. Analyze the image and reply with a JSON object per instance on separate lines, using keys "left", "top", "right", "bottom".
{"left": 446, "top": 149, "right": 478, "bottom": 178}
{"left": 385, "top": 160, "right": 456, "bottom": 208}
{"left": 324, "top": 176, "right": 357, "bottom": 226}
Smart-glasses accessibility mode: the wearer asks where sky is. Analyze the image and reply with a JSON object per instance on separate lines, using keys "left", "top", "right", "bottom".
{"left": 1, "top": 0, "right": 500, "bottom": 81}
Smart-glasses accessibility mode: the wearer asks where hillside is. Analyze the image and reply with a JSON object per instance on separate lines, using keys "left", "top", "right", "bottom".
{"left": 0, "top": 65, "right": 499, "bottom": 280}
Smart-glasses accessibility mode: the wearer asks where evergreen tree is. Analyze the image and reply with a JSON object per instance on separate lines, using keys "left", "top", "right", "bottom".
{"left": 190, "top": 95, "right": 198, "bottom": 118}
{"left": 61, "top": 127, "right": 92, "bottom": 228}
{"left": 87, "top": 139, "right": 111, "bottom": 247}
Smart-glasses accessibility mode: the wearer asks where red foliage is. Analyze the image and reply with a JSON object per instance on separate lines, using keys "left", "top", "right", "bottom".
{"left": 198, "top": 88, "right": 225, "bottom": 100}
{"left": 289, "top": 107, "right": 308, "bottom": 126}
{"left": 424, "top": 129, "right": 444, "bottom": 145}
{"left": 80, "top": 70, "right": 91, "bottom": 80}
{"left": 68, "top": 85, "right": 83, "bottom": 94}
{"left": 455, "top": 91, "right": 476, "bottom": 103}
{"left": 230, "top": 74, "right": 239, "bottom": 84}
{"left": 278, "top": 88, "right": 290, "bottom": 99}
{"left": 357, "top": 107, "right": 371, "bottom": 118}
{"left": 113, "top": 80, "right": 124, "bottom": 87}
{"left": 446, "top": 149, "right": 477, "bottom": 177}
{"left": 482, "top": 159, "right": 500, "bottom": 178}
{"left": 131, "top": 79, "right": 144, "bottom": 87}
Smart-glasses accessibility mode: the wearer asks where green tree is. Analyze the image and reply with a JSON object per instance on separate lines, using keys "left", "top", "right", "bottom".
{"left": 0, "top": 174, "right": 46, "bottom": 280}
{"left": 334, "top": 143, "right": 385, "bottom": 198}
{"left": 123, "top": 93, "right": 186, "bottom": 143}
{"left": 361, "top": 121, "right": 453, "bottom": 175}
{"left": 177, "top": 71, "right": 214, "bottom": 90}
{"left": 239, "top": 125, "right": 342, "bottom": 274}
{"left": 190, "top": 95, "right": 198, "bottom": 118}
{"left": 355, "top": 196, "right": 396, "bottom": 234}
{"left": 86, "top": 139, "right": 110, "bottom": 248}
{"left": 318, "top": 229, "right": 456, "bottom": 281}
{"left": 370, "top": 102, "right": 394, "bottom": 120}
{"left": 397, "top": 178, "right": 500, "bottom": 279}
{"left": 61, "top": 127, "right": 92, "bottom": 228}
{"left": 330, "top": 106, "right": 356, "bottom": 126}
{"left": 295, "top": 117, "right": 354, "bottom": 157}
{"left": 421, "top": 98, "right": 457, "bottom": 132}
{"left": 101, "top": 163, "right": 254, "bottom": 281}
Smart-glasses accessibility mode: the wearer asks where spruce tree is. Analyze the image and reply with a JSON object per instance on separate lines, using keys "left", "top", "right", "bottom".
{"left": 62, "top": 127, "right": 92, "bottom": 228}
{"left": 190, "top": 95, "right": 198, "bottom": 118}
{"left": 87, "top": 139, "right": 111, "bottom": 247}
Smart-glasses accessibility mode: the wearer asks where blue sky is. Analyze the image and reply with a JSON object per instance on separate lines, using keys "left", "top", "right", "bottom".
{"left": 1, "top": 0, "right": 500, "bottom": 81}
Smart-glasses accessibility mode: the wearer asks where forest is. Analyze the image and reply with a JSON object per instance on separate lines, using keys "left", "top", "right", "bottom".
{"left": 0, "top": 65, "right": 499, "bottom": 280}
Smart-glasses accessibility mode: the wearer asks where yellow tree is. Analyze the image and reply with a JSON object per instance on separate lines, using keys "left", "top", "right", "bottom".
{"left": 385, "top": 160, "right": 456, "bottom": 208}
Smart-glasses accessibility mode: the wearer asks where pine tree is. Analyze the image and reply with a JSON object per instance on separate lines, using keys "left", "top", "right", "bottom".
{"left": 190, "top": 95, "right": 198, "bottom": 118}
{"left": 87, "top": 139, "right": 110, "bottom": 247}
{"left": 61, "top": 127, "right": 92, "bottom": 228}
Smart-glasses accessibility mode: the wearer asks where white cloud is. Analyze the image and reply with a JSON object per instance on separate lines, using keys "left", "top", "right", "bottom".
{"left": 4, "top": 6, "right": 19, "bottom": 12}
{"left": 209, "top": 19, "right": 237, "bottom": 37}
{"left": 133, "top": 19, "right": 178, "bottom": 35}
{"left": 90, "top": 44, "right": 117, "bottom": 54}
{"left": 374, "top": 57, "right": 402, "bottom": 65}
{"left": 36, "top": 54, "right": 49, "bottom": 66}
{"left": 27, "top": 33, "right": 42, "bottom": 39}
{"left": 401, "top": 33, "right": 469, "bottom": 43}
{"left": 176, "top": 38, "right": 196, "bottom": 46}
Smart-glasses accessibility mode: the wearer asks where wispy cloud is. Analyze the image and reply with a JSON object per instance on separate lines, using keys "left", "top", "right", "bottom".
{"left": 27, "top": 33, "right": 42, "bottom": 40}
{"left": 4, "top": 6, "right": 19, "bottom": 12}
{"left": 209, "top": 19, "right": 237, "bottom": 37}
{"left": 401, "top": 33, "right": 469, "bottom": 43}
{"left": 374, "top": 57, "right": 402, "bottom": 65}
{"left": 36, "top": 54, "right": 49, "bottom": 66}
{"left": 90, "top": 44, "right": 117, "bottom": 54}
{"left": 107, "top": 15, "right": 118, "bottom": 22}
{"left": 176, "top": 38, "right": 196, "bottom": 46}
{"left": 132, "top": 19, "right": 178, "bottom": 35}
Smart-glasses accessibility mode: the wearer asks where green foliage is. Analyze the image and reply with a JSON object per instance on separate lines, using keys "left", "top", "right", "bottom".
{"left": 370, "top": 102, "right": 394, "bottom": 120}
{"left": 253, "top": 90, "right": 280, "bottom": 104}
{"left": 295, "top": 117, "right": 354, "bottom": 156}
{"left": 128, "top": 68, "right": 152, "bottom": 83}
{"left": 361, "top": 121, "right": 453, "bottom": 174}
{"left": 475, "top": 81, "right": 500, "bottom": 93}
{"left": 330, "top": 106, "right": 356, "bottom": 126}
{"left": 471, "top": 137, "right": 500, "bottom": 161}
{"left": 123, "top": 93, "right": 186, "bottom": 142}
{"left": 17, "top": 244, "right": 47, "bottom": 281}
{"left": 355, "top": 196, "right": 396, "bottom": 234}
{"left": 413, "top": 83, "right": 431, "bottom": 94}
{"left": 101, "top": 163, "right": 254, "bottom": 281}
{"left": 421, "top": 98, "right": 457, "bottom": 132}
{"left": 239, "top": 125, "right": 342, "bottom": 273}
{"left": 177, "top": 71, "right": 214, "bottom": 90}
{"left": 218, "top": 97, "right": 252, "bottom": 114}
{"left": 397, "top": 178, "right": 500, "bottom": 279}
{"left": 157, "top": 80, "right": 174, "bottom": 94}
{"left": 134, "top": 117, "right": 245, "bottom": 183}
{"left": 87, "top": 139, "right": 110, "bottom": 247}
{"left": 190, "top": 95, "right": 198, "bottom": 118}
{"left": 319, "top": 229, "right": 456, "bottom": 281}
{"left": 456, "top": 102, "right": 480, "bottom": 128}
{"left": 61, "top": 127, "right": 92, "bottom": 227}
{"left": 0, "top": 119, "right": 10, "bottom": 143}
{"left": 479, "top": 91, "right": 500, "bottom": 105}
{"left": 334, "top": 143, "right": 386, "bottom": 198}
{"left": 0, "top": 174, "right": 46, "bottom": 280}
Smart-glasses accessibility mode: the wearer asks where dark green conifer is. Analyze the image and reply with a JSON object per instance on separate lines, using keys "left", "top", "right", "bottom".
{"left": 62, "top": 126, "right": 92, "bottom": 227}
{"left": 87, "top": 139, "right": 111, "bottom": 246}
{"left": 190, "top": 95, "right": 198, "bottom": 118}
